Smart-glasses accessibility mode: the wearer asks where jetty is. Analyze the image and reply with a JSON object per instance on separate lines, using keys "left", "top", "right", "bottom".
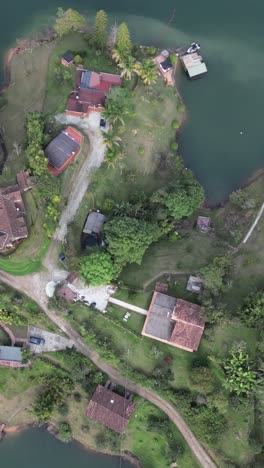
{"left": 0, "top": 423, "right": 6, "bottom": 441}
{"left": 176, "top": 44, "right": 207, "bottom": 79}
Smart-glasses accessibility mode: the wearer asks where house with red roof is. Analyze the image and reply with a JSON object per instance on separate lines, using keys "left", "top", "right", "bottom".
{"left": 66, "top": 69, "right": 122, "bottom": 118}
{"left": 142, "top": 292, "right": 205, "bottom": 352}
{"left": 44, "top": 126, "right": 83, "bottom": 176}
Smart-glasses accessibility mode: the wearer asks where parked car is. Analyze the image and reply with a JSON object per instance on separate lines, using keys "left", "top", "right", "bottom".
{"left": 29, "top": 336, "right": 45, "bottom": 345}
{"left": 59, "top": 252, "right": 66, "bottom": 262}
{"left": 100, "top": 118, "right": 106, "bottom": 128}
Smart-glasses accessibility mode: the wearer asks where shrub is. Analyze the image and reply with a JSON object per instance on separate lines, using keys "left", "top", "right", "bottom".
{"left": 177, "top": 103, "right": 185, "bottom": 113}
{"left": 172, "top": 120, "right": 179, "bottom": 129}
{"left": 170, "top": 142, "right": 178, "bottom": 151}
{"left": 58, "top": 422, "right": 72, "bottom": 442}
{"left": 74, "top": 54, "right": 83, "bottom": 65}
{"left": 138, "top": 146, "right": 145, "bottom": 155}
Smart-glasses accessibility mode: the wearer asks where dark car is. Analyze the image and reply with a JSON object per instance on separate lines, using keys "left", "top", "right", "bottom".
{"left": 100, "top": 118, "right": 106, "bottom": 128}
{"left": 59, "top": 252, "right": 66, "bottom": 262}
{"left": 29, "top": 336, "right": 45, "bottom": 345}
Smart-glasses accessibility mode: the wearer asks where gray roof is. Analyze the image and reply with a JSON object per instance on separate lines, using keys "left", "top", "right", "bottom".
{"left": 44, "top": 131, "right": 80, "bottom": 169}
{"left": 80, "top": 71, "right": 92, "bottom": 89}
{"left": 144, "top": 292, "right": 177, "bottom": 341}
{"left": 0, "top": 346, "right": 22, "bottom": 362}
{"left": 83, "top": 212, "right": 105, "bottom": 234}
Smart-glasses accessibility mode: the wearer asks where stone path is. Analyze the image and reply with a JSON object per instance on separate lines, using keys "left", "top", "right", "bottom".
{"left": 108, "top": 297, "right": 148, "bottom": 315}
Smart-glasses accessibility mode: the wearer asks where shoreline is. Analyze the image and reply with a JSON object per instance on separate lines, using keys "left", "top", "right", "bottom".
{"left": 2, "top": 422, "right": 140, "bottom": 467}
{"left": 1, "top": 37, "right": 263, "bottom": 206}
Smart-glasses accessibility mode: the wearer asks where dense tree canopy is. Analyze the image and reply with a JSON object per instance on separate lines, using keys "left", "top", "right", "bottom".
{"left": 201, "top": 256, "right": 232, "bottom": 295}
{"left": 54, "top": 8, "right": 86, "bottom": 37}
{"left": 135, "top": 59, "right": 157, "bottom": 85}
{"left": 223, "top": 344, "right": 257, "bottom": 396}
{"left": 240, "top": 290, "right": 264, "bottom": 328}
{"left": 94, "top": 10, "right": 108, "bottom": 50}
{"left": 80, "top": 252, "right": 115, "bottom": 286}
{"left": 104, "top": 216, "right": 161, "bottom": 266}
{"left": 25, "top": 113, "right": 48, "bottom": 177}
{"left": 164, "top": 181, "right": 204, "bottom": 220}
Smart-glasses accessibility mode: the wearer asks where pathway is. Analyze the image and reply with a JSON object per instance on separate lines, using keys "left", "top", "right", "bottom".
{"left": 108, "top": 297, "right": 148, "bottom": 315}
{"left": 242, "top": 201, "right": 264, "bottom": 244}
{"left": 0, "top": 269, "right": 216, "bottom": 468}
{"left": 143, "top": 270, "right": 191, "bottom": 290}
{"left": 54, "top": 112, "right": 106, "bottom": 242}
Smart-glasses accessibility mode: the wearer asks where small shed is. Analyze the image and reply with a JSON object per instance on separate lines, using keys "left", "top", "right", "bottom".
{"left": 83, "top": 212, "right": 105, "bottom": 235}
{"left": 61, "top": 50, "right": 74, "bottom": 67}
{"left": 0, "top": 346, "right": 22, "bottom": 368}
{"left": 187, "top": 275, "right": 203, "bottom": 294}
{"left": 197, "top": 216, "right": 211, "bottom": 233}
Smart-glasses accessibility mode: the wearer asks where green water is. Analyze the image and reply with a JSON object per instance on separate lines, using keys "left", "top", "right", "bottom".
{"left": 0, "top": 428, "right": 134, "bottom": 468}
{"left": 1, "top": 1, "right": 264, "bottom": 202}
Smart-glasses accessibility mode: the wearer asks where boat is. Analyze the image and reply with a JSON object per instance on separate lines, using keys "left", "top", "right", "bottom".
{"left": 187, "top": 42, "right": 201, "bottom": 54}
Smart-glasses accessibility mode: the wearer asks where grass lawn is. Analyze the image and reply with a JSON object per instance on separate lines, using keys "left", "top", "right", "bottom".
{"left": 121, "top": 233, "right": 227, "bottom": 289}
{"left": 0, "top": 44, "right": 54, "bottom": 186}
{"left": 125, "top": 399, "right": 199, "bottom": 468}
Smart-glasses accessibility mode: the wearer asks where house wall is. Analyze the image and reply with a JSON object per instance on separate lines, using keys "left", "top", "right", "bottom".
{"left": 0, "top": 360, "right": 22, "bottom": 368}
{"left": 61, "top": 58, "right": 73, "bottom": 67}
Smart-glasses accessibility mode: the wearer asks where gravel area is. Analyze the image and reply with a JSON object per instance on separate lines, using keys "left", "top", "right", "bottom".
{"left": 54, "top": 112, "right": 106, "bottom": 242}
{"left": 28, "top": 326, "right": 74, "bottom": 354}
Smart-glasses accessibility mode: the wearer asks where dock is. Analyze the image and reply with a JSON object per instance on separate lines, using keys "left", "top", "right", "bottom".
{"left": 176, "top": 45, "right": 207, "bottom": 79}
{"left": 0, "top": 423, "right": 6, "bottom": 441}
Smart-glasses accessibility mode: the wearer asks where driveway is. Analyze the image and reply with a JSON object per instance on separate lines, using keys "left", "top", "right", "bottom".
{"left": 28, "top": 326, "right": 74, "bottom": 354}
{"left": 54, "top": 112, "right": 106, "bottom": 242}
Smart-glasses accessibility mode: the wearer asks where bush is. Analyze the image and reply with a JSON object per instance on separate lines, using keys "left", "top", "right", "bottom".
{"left": 170, "top": 142, "right": 178, "bottom": 151}
{"left": 172, "top": 120, "right": 179, "bottom": 129}
{"left": 58, "top": 422, "right": 72, "bottom": 442}
{"left": 74, "top": 54, "right": 83, "bottom": 65}
{"left": 138, "top": 146, "right": 145, "bottom": 155}
{"left": 177, "top": 103, "right": 185, "bottom": 113}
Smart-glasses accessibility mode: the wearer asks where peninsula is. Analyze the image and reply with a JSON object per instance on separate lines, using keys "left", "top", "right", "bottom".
{"left": 0, "top": 7, "right": 263, "bottom": 468}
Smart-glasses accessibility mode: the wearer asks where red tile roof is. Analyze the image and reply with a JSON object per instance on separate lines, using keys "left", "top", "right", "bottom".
{"left": 66, "top": 70, "right": 121, "bottom": 116}
{"left": 170, "top": 299, "right": 204, "bottom": 351}
{"left": 86, "top": 385, "right": 136, "bottom": 433}
{"left": 0, "top": 186, "right": 28, "bottom": 251}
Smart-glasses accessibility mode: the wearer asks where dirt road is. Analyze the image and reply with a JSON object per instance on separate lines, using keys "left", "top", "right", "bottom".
{"left": 0, "top": 270, "right": 216, "bottom": 468}
{"left": 55, "top": 114, "right": 106, "bottom": 242}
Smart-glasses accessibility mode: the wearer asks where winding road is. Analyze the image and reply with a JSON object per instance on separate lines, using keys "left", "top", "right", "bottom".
{"left": 0, "top": 268, "right": 216, "bottom": 468}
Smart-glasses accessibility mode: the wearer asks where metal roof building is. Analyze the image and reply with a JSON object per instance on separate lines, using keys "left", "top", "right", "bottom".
{"left": 83, "top": 212, "right": 105, "bottom": 234}
{"left": 180, "top": 52, "right": 207, "bottom": 78}
{"left": 0, "top": 346, "right": 22, "bottom": 362}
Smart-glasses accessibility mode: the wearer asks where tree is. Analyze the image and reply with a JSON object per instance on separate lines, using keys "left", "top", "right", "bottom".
{"left": 102, "top": 128, "right": 122, "bottom": 150}
{"left": 135, "top": 59, "right": 157, "bottom": 85}
{"left": 54, "top": 8, "right": 86, "bottom": 37}
{"left": 240, "top": 290, "right": 264, "bottom": 328}
{"left": 103, "top": 87, "right": 134, "bottom": 125}
{"left": 223, "top": 344, "right": 257, "bottom": 396}
{"left": 118, "top": 55, "right": 136, "bottom": 80}
{"left": 201, "top": 256, "right": 232, "bottom": 295}
{"left": 116, "top": 22, "right": 132, "bottom": 56}
{"left": 104, "top": 216, "right": 161, "bottom": 266}
{"left": 94, "top": 10, "right": 108, "bottom": 50}
{"left": 80, "top": 252, "right": 115, "bottom": 286}
{"left": 229, "top": 189, "right": 256, "bottom": 210}
{"left": 105, "top": 147, "right": 123, "bottom": 167}
{"left": 164, "top": 182, "right": 204, "bottom": 220}
{"left": 25, "top": 113, "right": 48, "bottom": 177}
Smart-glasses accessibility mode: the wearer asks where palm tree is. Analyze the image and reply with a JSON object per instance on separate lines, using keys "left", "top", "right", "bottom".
{"left": 135, "top": 59, "right": 157, "bottom": 86}
{"left": 117, "top": 55, "right": 136, "bottom": 80}
{"left": 106, "top": 147, "right": 123, "bottom": 167}
{"left": 13, "top": 142, "right": 22, "bottom": 156}
{"left": 112, "top": 48, "right": 123, "bottom": 64}
{"left": 101, "top": 129, "right": 122, "bottom": 150}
